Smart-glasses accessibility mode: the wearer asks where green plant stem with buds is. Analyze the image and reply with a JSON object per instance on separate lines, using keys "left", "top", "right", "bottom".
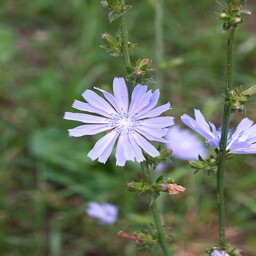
{"left": 141, "top": 162, "right": 171, "bottom": 256}
{"left": 217, "top": 26, "right": 236, "bottom": 248}
{"left": 120, "top": 0, "right": 131, "bottom": 69}
{"left": 118, "top": 3, "right": 170, "bottom": 254}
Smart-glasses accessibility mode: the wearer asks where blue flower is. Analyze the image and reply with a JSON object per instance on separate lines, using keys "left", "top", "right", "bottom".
{"left": 86, "top": 202, "right": 118, "bottom": 225}
{"left": 64, "top": 77, "right": 174, "bottom": 166}
{"left": 210, "top": 249, "right": 229, "bottom": 256}
{"left": 181, "top": 109, "right": 256, "bottom": 154}
{"left": 165, "top": 126, "right": 207, "bottom": 160}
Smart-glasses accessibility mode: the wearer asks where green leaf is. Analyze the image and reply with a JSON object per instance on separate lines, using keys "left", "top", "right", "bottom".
{"left": 156, "top": 175, "right": 164, "bottom": 183}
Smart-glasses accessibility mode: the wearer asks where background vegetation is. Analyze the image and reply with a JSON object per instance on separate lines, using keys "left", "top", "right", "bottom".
{"left": 1, "top": 0, "right": 256, "bottom": 255}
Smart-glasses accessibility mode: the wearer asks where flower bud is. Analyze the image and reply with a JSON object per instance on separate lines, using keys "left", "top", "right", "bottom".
{"left": 220, "top": 12, "right": 228, "bottom": 20}
{"left": 233, "top": 17, "right": 242, "bottom": 24}
{"left": 100, "top": 33, "right": 122, "bottom": 57}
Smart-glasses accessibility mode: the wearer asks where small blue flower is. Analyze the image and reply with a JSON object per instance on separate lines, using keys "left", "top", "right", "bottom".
{"left": 210, "top": 249, "right": 229, "bottom": 256}
{"left": 181, "top": 109, "right": 256, "bottom": 154}
{"left": 165, "top": 126, "right": 207, "bottom": 160}
{"left": 64, "top": 77, "right": 174, "bottom": 166}
{"left": 86, "top": 202, "right": 118, "bottom": 225}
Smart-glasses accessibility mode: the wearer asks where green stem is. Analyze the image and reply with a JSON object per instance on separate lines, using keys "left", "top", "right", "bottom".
{"left": 120, "top": 0, "right": 131, "bottom": 69}
{"left": 217, "top": 26, "right": 235, "bottom": 248}
{"left": 140, "top": 162, "right": 171, "bottom": 256}
{"left": 119, "top": 0, "right": 132, "bottom": 96}
{"left": 155, "top": 0, "right": 164, "bottom": 88}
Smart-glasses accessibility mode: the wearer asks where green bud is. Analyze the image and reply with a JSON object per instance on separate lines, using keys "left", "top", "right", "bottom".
{"left": 189, "top": 160, "right": 206, "bottom": 170}
{"left": 220, "top": 11, "right": 228, "bottom": 20}
{"left": 189, "top": 154, "right": 219, "bottom": 175}
{"left": 100, "top": 33, "right": 122, "bottom": 57}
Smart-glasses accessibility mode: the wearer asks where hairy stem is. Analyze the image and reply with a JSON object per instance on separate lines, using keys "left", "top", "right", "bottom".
{"left": 119, "top": 0, "right": 133, "bottom": 97}
{"left": 141, "top": 162, "right": 171, "bottom": 256}
{"left": 217, "top": 26, "right": 235, "bottom": 247}
{"left": 120, "top": 0, "right": 131, "bottom": 69}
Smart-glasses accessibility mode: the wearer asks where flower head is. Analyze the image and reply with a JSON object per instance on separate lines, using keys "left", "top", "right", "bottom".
{"left": 64, "top": 78, "right": 174, "bottom": 166}
{"left": 210, "top": 249, "right": 229, "bottom": 256}
{"left": 86, "top": 202, "right": 118, "bottom": 224}
{"left": 165, "top": 126, "right": 207, "bottom": 160}
{"left": 181, "top": 109, "right": 256, "bottom": 154}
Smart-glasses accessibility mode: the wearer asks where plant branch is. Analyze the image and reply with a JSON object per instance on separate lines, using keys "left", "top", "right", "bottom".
{"left": 141, "top": 162, "right": 171, "bottom": 256}
{"left": 217, "top": 26, "right": 236, "bottom": 248}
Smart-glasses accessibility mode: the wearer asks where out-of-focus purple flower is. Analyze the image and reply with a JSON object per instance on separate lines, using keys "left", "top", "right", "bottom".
{"left": 86, "top": 202, "right": 118, "bottom": 224}
{"left": 181, "top": 109, "right": 256, "bottom": 154}
{"left": 210, "top": 249, "right": 229, "bottom": 256}
{"left": 165, "top": 126, "right": 207, "bottom": 160}
{"left": 155, "top": 162, "right": 168, "bottom": 172}
{"left": 64, "top": 77, "right": 174, "bottom": 166}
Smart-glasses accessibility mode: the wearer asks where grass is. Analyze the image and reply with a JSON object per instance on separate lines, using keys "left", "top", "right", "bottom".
{"left": 1, "top": 0, "right": 256, "bottom": 255}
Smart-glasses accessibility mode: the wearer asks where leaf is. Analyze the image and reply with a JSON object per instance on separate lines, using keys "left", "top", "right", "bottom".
{"left": 156, "top": 175, "right": 164, "bottom": 183}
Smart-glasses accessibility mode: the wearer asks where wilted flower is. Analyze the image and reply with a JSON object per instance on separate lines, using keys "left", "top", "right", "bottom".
{"left": 162, "top": 183, "right": 186, "bottom": 195}
{"left": 210, "top": 249, "right": 229, "bottom": 256}
{"left": 118, "top": 230, "right": 142, "bottom": 242}
{"left": 86, "top": 202, "right": 118, "bottom": 224}
{"left": 64, "top": 77, "right": 174, "bottom": 166}
{"left": 165, "top": 126, "right": 207, "bottom": 160}
{"left": 181, "top": 109, "right": 256, "bottom": 154}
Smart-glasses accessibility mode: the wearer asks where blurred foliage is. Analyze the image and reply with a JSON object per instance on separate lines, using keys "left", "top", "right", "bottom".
{"left": 0, "top": 0, "right": 256, "bottom": 255}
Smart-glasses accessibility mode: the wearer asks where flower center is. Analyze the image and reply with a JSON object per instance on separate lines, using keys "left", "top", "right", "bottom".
{"left": 107, "top": 112, "right": 140, "bottom": 134}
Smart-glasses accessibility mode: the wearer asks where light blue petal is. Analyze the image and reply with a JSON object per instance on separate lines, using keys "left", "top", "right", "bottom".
{"left": 68, "top": 124, "right": 111, "bottom": 137}
{"left": 113, "top": 77, "right": 129, "bottom": 113}
{"left": 181, "top": 111, "right": 219, "bottom": 145}
{"left": 235, "top": 145, "right": 256, "bottom": 154}
{"left": 141, "top": 116, "right": 174, "bottom": 128}
{"left": 88, "top": 132, "right": 119, "bottom": 161}
{"left": 132, "top": 132, "right": 159, "bottom": 157}
{"left": 135, "top": 89, "right": 160, "bottom": 117}
{"left": 129, "top": 135, "right": 145, "bottom": 162}
{"left": 64, "top": 112, "right": 109, "bottom": 123}
{"left": 231, "top": 118, "right": 253, "bottom": 139}
{"left": 138, "top": 102, "right": 170, "bottom": 119}
{"left": 98, "top": 133, "right": 119, "bottom": 163}
{"left": 129, "top": 85, "right": 149, "bottom": 114}
{"left": 82, "top": 89, "right": 116, "bottom": 115}
{"left": 94, "top": 87, "right": 120, "bottom": 113}
{"left": 72, "top": 100, "right": 113, "bottom": 118}
{"left": 120, "top": 133, "right": 135, "bottom": 161}
{"left": 194, "top": 109, "right": 210, "bottom": 131}
{"left": 115, "top": 136, "right": 126, "bottom": 166}
{"left": 136, "top": 126, "right": 168, "bottom": 142}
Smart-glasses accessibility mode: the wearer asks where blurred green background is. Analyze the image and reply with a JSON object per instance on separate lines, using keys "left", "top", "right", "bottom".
{"left": 1, "top": 0, "right": 256, "bottom": 255}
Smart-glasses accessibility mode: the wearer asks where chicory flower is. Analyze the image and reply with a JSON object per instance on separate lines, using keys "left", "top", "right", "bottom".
{"left": 181, "top": 109, "right": 256, "bottom": 154}
{"left": 86, "top": 202, "right": 118, "bottom": 224}
{"left": 165, "top": 126, "right": 207, "bottom": 160}
{"left": 64, "top": 78, "right": 174, "bottom": 166}
{"left": 210, "top": 249, "right": 229, "bottom": 256}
